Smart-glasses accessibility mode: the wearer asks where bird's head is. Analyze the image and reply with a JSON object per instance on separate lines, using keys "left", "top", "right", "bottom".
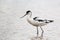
{"left": 20, "top": 10, "right": 32, "bottom": 18}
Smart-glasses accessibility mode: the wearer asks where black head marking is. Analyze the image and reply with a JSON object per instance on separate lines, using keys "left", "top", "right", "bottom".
{"left": 20, "top": 10, "right": 31, "bottom": 18}
{"left": 26, "top": 10, "right": 31, "bottom": 15}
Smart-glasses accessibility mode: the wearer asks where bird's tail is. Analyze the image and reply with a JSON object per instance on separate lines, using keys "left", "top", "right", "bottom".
{"left": 48, "top": 20, "right": 54, "bottom": 23}
{"left": 45, "top": 20, "right": 54, "bottom": 23}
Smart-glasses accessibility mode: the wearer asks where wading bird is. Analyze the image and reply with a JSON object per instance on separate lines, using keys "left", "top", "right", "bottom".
{"left": 20, "top": 10, "right": 54, "bottom": 38}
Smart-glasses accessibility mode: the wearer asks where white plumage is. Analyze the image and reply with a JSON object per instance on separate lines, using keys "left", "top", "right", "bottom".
{"left": 20, "top": 10, "right": 54, "bottom": 38}
{"left": 27, "top": 17, "right": 47, "bottom": 26}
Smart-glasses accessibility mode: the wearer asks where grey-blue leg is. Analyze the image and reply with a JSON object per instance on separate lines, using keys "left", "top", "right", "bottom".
{"left": 40, "top": 26, "right": 44, "bottom": 39}
{"left": 37, "top": 27, "right": 39, "bottom": 37}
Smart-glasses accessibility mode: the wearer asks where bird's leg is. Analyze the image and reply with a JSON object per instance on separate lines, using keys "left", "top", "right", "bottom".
{"left": 40, "top": 26, "right": 44, "bottom": 39}
{"left": 36, "top": 27, "right": 39, "bottom": 37}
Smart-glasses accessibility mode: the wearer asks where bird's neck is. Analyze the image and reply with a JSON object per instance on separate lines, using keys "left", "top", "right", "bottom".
{"left": 27, "top": 13, "right": 32, "bottom": 23}
{"left": 27, "top": 13, "right": 32, "bottom": 18}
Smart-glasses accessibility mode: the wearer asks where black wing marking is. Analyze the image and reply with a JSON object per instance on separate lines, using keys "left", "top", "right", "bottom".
{"left": 48, "top": 20, "right": 54, "bottom": 22}
{"left": 38, "top": 20, "right": 44, "bottom": 22}
{"left": 33, "top": 17, "right": 38, "bottom": 20}
{"left": 33, "top": 17, "right": 44, "bottom": 22}
{"left": 44, "top": 19, "right": 54, "bottom": 23}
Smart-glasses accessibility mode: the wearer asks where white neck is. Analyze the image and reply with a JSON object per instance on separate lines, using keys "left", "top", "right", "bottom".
{"left": 27, "top": 13, "right": 32, "bottom": 19}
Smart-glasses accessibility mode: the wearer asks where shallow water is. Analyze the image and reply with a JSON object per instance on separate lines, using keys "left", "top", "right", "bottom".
{"left": 0, "top": 0, "right": 60, "bottom": 40}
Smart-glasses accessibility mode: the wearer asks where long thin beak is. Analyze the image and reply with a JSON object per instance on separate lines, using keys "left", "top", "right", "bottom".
{"left": 20, "top": 14, "right": 27, "bottom": 18}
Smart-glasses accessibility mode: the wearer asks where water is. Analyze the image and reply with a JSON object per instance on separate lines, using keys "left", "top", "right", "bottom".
{"left": 0, "top": 0, "right": 60, "bottom": 40}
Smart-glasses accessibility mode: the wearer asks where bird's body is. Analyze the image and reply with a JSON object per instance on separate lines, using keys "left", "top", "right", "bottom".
{"left": 26, "top": 13, "right": 53, "bottom": 27}
{"left": 20, "top": 10, "right": 54, "bottom": 39}
{"left": 27, "top": 17, "right": 47, "bottom": 27}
